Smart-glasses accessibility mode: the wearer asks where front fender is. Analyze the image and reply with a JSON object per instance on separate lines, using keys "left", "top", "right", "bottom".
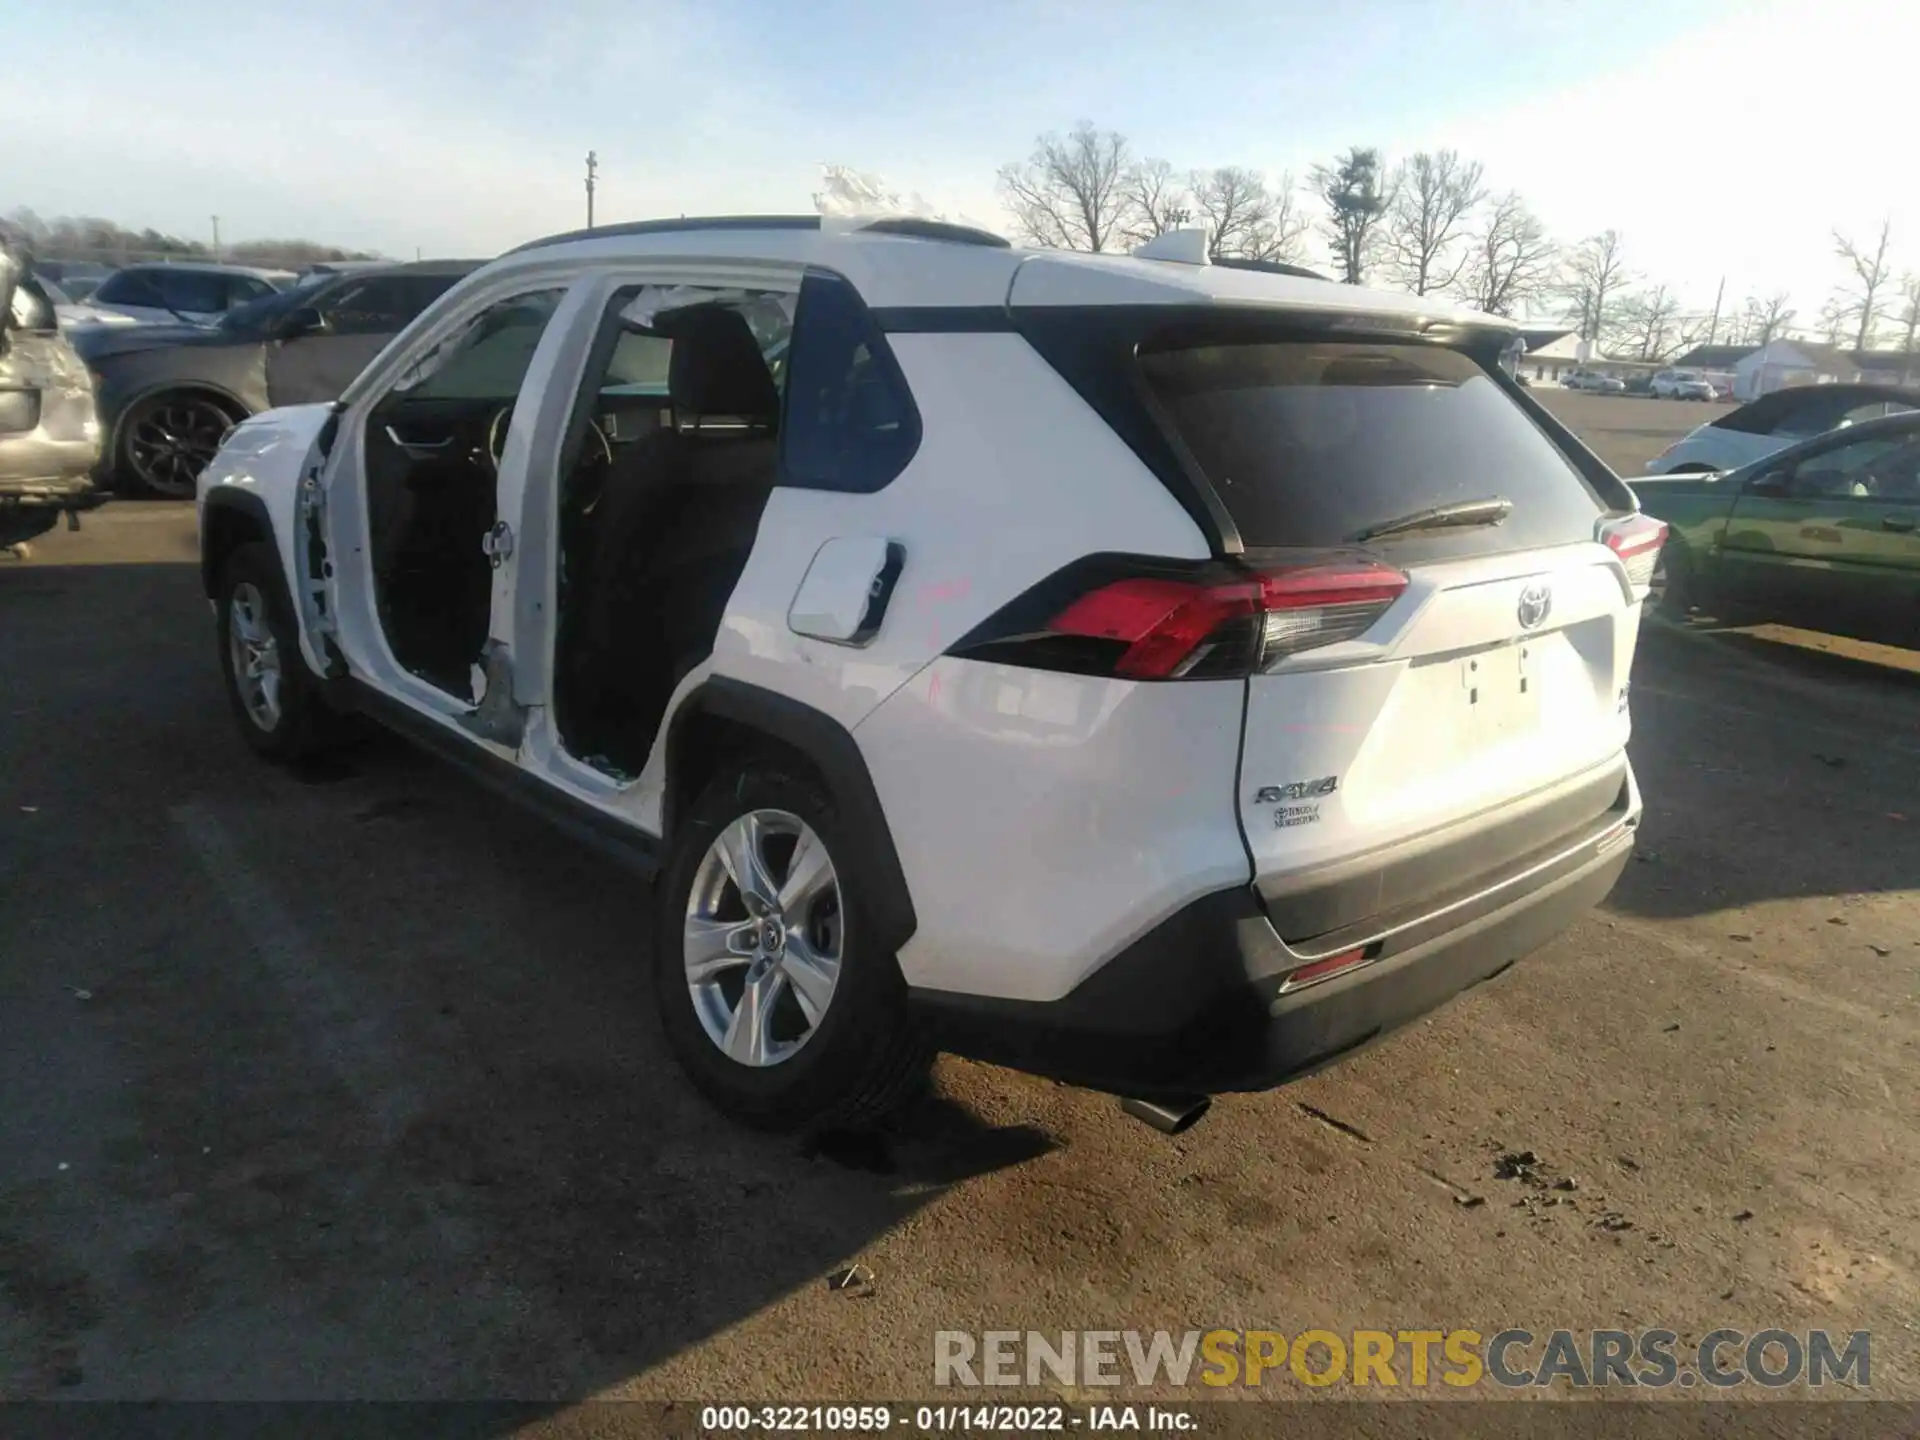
{"left": 198, "top": 403, "right": 337, "bottom": 672}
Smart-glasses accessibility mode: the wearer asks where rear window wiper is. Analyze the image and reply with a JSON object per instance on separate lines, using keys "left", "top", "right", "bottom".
{"left": 1351, "top": 495, "right": 1512, "bottom": 543}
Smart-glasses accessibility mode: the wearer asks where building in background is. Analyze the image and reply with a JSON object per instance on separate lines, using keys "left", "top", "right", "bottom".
{"left": 1728, "top": 341, "right": 1920, "bottom": 400}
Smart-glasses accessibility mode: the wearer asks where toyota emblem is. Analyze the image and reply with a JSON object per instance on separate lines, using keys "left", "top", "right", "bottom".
{"left": 1517, "top": 582, "right": 1552, "bottom": 630}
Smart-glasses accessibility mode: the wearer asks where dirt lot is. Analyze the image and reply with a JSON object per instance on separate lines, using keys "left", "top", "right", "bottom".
{"left": 3, "top": 393, "right": 1917, "bottom": 1408}
{"left": 1540, "top": 389, "right": 1731, "bottom": 475}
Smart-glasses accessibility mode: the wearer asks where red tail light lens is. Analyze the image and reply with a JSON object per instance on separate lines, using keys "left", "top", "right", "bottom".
{"left": 1599, "top": 513, "right": 1668, "bottom": 590}
{"left": 952, "top": 556, "right": 1408, "bottom": 680}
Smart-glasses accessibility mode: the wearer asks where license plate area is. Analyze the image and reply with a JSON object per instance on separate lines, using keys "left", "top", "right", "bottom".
{"left": 1463, "top": 640, "right": 1541, "bottom": 747}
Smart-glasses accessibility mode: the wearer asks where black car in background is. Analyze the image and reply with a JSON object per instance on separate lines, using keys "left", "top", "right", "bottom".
{"left": 72, "top": 260, "right": 478, "bottom": 496}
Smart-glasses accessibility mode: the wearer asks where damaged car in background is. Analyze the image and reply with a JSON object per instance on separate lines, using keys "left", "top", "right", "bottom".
{"left": 73, "top": 260, "right": 478, "bottom": 496}
{"left": 0, "top": 237, "right": 105, "bottom": 552}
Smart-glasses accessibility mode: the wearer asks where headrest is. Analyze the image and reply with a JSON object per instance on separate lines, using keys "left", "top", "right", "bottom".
{"left": 662, "top": 305, "right": 779, "bottom": 423}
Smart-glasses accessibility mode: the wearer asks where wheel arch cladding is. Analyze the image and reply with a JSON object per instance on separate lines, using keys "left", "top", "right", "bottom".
{"left": 199, "top": 489, "right": 273, "bottom": 598}
{"left": 665, "top": 677, "right": 918, "bottom": 957}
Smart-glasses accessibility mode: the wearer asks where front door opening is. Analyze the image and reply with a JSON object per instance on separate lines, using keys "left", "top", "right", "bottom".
{"left": 362, "top": 288, "right": 564, "bottom": 698}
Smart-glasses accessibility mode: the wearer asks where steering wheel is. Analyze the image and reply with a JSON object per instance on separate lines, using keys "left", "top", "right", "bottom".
{"left": 485, "top": 405, "right": 613, "bottom": 473}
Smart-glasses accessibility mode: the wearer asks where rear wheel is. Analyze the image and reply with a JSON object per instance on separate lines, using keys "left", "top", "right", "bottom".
{"left": 120, "top": 391, "right": 243, "bottom": 497}
{"left": 654, "top": 761, "right": 929, "bottom": 1131}
{"left": 1648, "top": 543, "right": 1693, "bottom": 618}
{"left": 215, "top": 543, "right": 344, "bottom": 760}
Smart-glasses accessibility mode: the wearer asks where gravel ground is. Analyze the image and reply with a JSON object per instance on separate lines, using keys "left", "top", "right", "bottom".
{"left": 2, "top": 391, "right": 1915, "bottom": 1407}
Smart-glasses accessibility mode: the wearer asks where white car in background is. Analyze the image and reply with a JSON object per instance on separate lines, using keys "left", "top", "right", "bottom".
{"left": 1644, "top": 382, "right": 1919, "bottom": 473}
{"left": 1650, "top": 369, "right": 1715, "bottom": 401}
{"left": 1563, "top": 370, "right": 1625, "bottom": 393}
{"left": 56, "top": 262, "right": 295, "bottom": 330}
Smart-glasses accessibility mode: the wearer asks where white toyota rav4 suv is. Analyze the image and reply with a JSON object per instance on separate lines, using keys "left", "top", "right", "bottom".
{"left": 195, "top": 215, "right": 1659, "bottom": 1134}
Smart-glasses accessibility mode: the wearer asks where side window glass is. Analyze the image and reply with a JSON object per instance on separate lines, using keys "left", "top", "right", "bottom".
{"left": 1872, "top": 443, "right": 1920, "bottom": 500}
{"left": 227, "top": 276, "right": 274, "bottom": 308}
{"left": 320, "top": 278, "right": 413, "bottom": 336}
{"left": 1772, "top": 395, "right": 1848, "bottom": 439}
{"left": 1793, "top": 438, "right": 1906, "bottom": 497}
{"left": 155, "top": 270, "right": 229, "bottom": 313}
{"left": 780, "top": 270, "right": 921, "bottom": 492}
{"left": 98, "top": 270, "right": 161, "bottom": 308}
{"left": 392, "top": 289, "right": 566, "bottom": 402}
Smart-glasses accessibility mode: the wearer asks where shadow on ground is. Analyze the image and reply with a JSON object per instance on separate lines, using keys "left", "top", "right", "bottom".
{"left": 0, "top": 560, "right": 1052, "bottom": 1404}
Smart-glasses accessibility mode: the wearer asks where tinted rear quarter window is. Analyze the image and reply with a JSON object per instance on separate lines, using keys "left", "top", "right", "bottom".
{"left": 780, "top": 270, "right": 920, "bottom": 492}
{"left": 1138, "top": 338, "right": 1603, "bottom": 555}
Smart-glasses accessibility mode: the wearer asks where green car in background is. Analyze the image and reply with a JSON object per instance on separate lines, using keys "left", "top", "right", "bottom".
{"left": 1628, "top": 410, "right": 1920, "bottom": 647}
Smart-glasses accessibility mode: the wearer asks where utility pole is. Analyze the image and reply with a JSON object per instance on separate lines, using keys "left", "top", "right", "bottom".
{"left": 1706, "top": 275, "right": 1725, "bottom": 346}
{"left": 211, "top": 215, "right": 221, "bottom": 262}
{"left": 584, "top": 151, "right": 598, "bottom": 229}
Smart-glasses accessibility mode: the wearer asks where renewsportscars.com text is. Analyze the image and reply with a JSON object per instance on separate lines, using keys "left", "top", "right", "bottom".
{"left": 934, "top": 1328, "right": 1871, "bottom": 1390}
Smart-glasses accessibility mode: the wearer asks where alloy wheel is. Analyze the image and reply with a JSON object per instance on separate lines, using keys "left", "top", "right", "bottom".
{"left": 226, "top": 581, "right": 283, "bottom": 731}
{"left": 128, "top": 396, "right": 233, "bottom": 497}
{"left": 683, "top": 809, "right": 843, "bottom": 1067}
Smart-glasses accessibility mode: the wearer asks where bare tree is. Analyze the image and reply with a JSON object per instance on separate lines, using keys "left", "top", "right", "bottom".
{"left": 1619, "top": 285, "right": 1684, "bottom": 361}
{"left": 1310, "top": 147, "right": 1393, "bottom": 284}
{"left": 1190, "top": 167, "right": 1267, "bottom": 258}
{"left": 1451, "top": 192, "right": 1557, "bottom": 317}
{"left": 1816, "top": 296, "right": 1850, "bottom": 346}
{"left": 1892, "top": 273, "right": 1920, "bottom": 356}
{"left": 1241, "top": 174, "right": 1310, "bottom": 265}
{"left": 997, "top": 123, "right": 1132, "bottom": 252}
{"left": 1832, "top": 219, "right": 1894, "bottom": 351}
{"left": 1186, "top": 167, "right": 1308, "bottom": 264}
{"left": 1673, "top": 309, "right": 1719, "bottom": 355}
{"left": 1562, "top": 230, "right": 1631, "bottom": 344}
{"left": 1382, "top": 150, "right": 1485, "bottom": 296}
{"left": 1118, "top": 158, "right": 1191, "bottom": 245}
{"left": 1739, "top": 292, "right": 1795, "bottom": 346}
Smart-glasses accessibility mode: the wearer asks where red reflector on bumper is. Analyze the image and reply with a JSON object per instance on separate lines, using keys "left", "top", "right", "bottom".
{"left": 1279, "top": 946, "right": 1373, "bottom": 993}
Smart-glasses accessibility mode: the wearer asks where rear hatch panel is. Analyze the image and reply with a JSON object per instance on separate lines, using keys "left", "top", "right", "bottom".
{"left": 1238, "top": 545, "right": 1635, "bottom": 943}
{"left": 1010, "top": 294, "right": 1643, "bottom": 947}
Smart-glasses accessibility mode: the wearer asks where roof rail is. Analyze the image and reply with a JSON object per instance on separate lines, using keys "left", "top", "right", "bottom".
{"left": 510, "top": 215, "right": 824, "bottom": 254}
{"left": 854, "top": 216, "right": 1010, "bottom": 248}
{"left": 1210, "top": 255, "right": 1332, "bottom": 283}
{"left": 510, "top": 213, "right": 1010, "bottom": 255}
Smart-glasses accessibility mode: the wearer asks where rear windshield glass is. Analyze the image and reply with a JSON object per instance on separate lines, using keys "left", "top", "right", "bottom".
{"left": 1137, "top": 339, "right": 1603, "bottom": 553}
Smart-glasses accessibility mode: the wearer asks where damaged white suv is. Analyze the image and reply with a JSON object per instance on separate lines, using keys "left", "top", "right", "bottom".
{"left": 196, "top": 216, "right": 1659, "bottom": 1133}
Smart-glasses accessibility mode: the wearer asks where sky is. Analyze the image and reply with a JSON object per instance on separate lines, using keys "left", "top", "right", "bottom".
{"left": 12, "top": 0, "right": 1916, "bottom": 330}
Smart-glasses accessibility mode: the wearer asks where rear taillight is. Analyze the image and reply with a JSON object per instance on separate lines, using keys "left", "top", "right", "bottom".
{"left": 1600, "top": 513, "right": 1668, "bottom": 590}
{"left": 951, "top": 555, "right": 1408, "bottom": 680}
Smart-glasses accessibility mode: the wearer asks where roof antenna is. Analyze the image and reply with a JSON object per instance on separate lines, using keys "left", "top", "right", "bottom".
{"left": 1132, "top": 227, "right": 1212, "bottom": 266}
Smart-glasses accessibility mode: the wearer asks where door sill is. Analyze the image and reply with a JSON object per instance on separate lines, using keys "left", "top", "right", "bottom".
{"left": 342, "top": 678, "right": 663, "bottom": 878}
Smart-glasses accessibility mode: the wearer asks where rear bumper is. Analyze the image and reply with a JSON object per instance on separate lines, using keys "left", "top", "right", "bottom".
{"left": 913, "top": 793, "right": 1637, "bottom": 1098}
{"left": 0, "top": 470, "right": 108, "bottom": 513}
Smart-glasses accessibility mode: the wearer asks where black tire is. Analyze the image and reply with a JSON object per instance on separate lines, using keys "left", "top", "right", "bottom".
{"left": 654, "top": 760, "right": 930, "bottom": 1131}
{"left": 118, "top": 390, "right": 244, "bottom": 498}
{"left": 215, "top": 542, "right": 345, "bottom": 761}
{"left": 1652, "top": 541, "right": 1694, "bottom": 618}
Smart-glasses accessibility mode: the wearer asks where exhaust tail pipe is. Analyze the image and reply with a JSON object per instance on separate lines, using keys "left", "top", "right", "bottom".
{"left": 1120, "top": 1095, "right": 1211, "bottom": 1135}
